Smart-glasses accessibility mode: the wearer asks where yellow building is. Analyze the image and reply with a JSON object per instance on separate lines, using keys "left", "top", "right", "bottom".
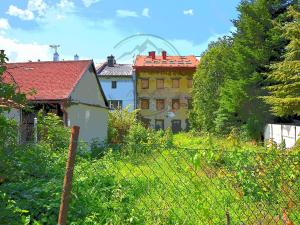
{"left": 134, "top": 51, "right": 199, "bottom": 132}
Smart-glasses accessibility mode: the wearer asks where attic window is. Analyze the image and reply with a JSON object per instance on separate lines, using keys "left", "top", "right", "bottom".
{"left": 24, "top": 67, "right": 34, "bottom": 71}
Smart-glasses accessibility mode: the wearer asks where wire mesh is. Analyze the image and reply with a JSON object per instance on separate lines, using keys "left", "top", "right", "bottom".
{"left": 71, "top": 143, "right": 300, "bottom": 225}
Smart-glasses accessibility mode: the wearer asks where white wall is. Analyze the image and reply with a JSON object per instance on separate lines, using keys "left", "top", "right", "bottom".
{"left": 68, "top": 65, "right": 108, "bottom": 144}
{"left": 66, "top": 104, "right": 108, "bottom": 144}
{"left": 71, "top": 67, "right": 107, "bottom": 107}
{"left": 264, "top": 124, "right": 300, "bottom": 148}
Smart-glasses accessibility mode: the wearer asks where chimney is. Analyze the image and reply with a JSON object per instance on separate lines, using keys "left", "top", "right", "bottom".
{"left": 74, "top": 54, "right": 79, "bottom": 61}
{"left": 162, "top": 50, "right": 167, "bottom": 60}
{"left": 149, "top": 51, "right": 155, "bottom": 59}
{"left": 53, "top": 52, "right": 59, "bottom": 61}
{"left": 107, "top": 55, "right": 115, "bottom": 67}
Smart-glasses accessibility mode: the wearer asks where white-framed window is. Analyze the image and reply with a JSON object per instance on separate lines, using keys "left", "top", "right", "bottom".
{"left": 108, "top": 100, "right": 123, "bottom": 109}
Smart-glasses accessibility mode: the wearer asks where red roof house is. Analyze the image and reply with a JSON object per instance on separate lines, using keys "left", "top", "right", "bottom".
{"left": 4, "top": 60, "right": 109, "bottom": 144}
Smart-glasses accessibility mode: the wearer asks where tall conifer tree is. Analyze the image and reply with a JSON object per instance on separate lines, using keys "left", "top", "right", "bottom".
{"left": 263, "top": 6, "right": 300, "bottom": 116}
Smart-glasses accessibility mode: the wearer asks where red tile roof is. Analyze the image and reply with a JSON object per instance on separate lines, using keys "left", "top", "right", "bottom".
{"left": 134, "top": 55, "right": 199, "bottom": 70}
{"left": 3, "top": 60, "right": 92, "bottom": 101}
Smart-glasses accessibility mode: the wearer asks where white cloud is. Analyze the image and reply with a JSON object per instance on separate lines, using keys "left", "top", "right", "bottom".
{"left": 116, "top": 9, "right": 139, "bottom": 18}
{"left": 28, "top": 0, "right": 48, "bottom": 16}
{"left": 7, "top": 5, "right": 34, "bottom": 21}
{"left": 82, "top": 0, "right": 100, "bottom": 7}
{"left": 7, "top": 0, "right": 48, "bottom": 21}
{"left": 0, "top": 35, "right": 51, "bottom": 62}
{"left": 142, "top": 8, "right": 150, "bottom": 17}
{"left": 183, "top": 9, "right": 194, "bottom": 16}
{"left": 57, "top": 0, "right": 75, "bottom": 11}
{"left": 0, "top": 18, "right": 10, "bottom": 30}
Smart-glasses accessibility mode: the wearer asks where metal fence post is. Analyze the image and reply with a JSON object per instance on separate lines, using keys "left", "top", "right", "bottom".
{"left": 33, "top": 117, "right": 38, "bottom": 144}
{"left": 58, "top": 126, "right": 80, "bottom": 225}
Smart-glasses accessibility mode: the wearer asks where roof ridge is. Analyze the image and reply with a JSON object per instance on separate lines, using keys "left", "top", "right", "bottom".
{"left": 7, "top": 60, "right": 92, "bottom": 64}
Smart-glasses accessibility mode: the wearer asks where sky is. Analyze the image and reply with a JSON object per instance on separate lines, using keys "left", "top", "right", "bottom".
{"left": 0, "top": 0, "right": 241, "bottom": 63}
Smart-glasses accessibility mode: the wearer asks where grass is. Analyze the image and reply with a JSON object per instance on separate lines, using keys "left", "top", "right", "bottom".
{"left": 1, "top": 133, "right": 299, "bottom": 224}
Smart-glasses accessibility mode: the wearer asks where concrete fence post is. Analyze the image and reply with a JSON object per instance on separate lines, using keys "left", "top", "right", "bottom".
{"left": 58, "top": 126, "right": 80, "bottom": 225}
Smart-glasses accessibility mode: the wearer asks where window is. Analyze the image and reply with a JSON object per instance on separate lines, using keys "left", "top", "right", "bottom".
{"left": 141, "top": 99, "right": 149, "bottom": 109}
{"left": 141, "top": 79, "right": 149, "bottom": 89}
{"left": 108, "top": 100, "right": 122, "bottom": 109}
{"left": 172, "top": 79, "right": 180, "bottom": 88}
{"left": 171, "top": 120, "right": 181, "bottom": 133}
{"left": 187, "top": 79, "right": 193, "bottom": 88}
{"left": 156, "top": 79, "right": 164, "bottom": 89}
{"left": 156, "top": 99, "right": 165, "bottom": 110}
{"left": 112, "top": 81, "right": 117, "bottom": 89}
{"left": 141, "top": 117, "right": 151, "bottom": 128}
{"left": 172, "top": 99, "right": 180, "bottom": 110}
{"left": 155, "top": 119, "right": 164, "bottom": 130}
{"left": 188, "top": 98, "right": 192, "bottom": 109}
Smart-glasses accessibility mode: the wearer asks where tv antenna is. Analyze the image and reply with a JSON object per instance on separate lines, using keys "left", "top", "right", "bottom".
{"left": 49, "top": 44, "right": 60, "bottom": 53}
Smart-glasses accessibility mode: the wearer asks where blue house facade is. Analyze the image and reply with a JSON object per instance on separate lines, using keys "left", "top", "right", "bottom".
{"left": 97, "top": 56, "right": 135, "bottom": 111}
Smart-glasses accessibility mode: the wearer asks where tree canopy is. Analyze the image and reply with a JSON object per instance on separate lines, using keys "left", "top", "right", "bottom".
{"left": 0, "top": 50, "right": 26, "bottom": 111}
{"left": 263, "top": 6, "right": 300, "bottom": 116}
{"left": 191, "top": 0, "right": 298, "bottom": 140}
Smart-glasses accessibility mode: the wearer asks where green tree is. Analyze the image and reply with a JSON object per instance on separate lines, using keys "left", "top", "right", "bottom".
{"left": 0, "top": 50, "right": 26, "bottom": 157}
{"left": 191, "top": 37, "right": 233, "bottom": 132}
{"left": 0, "top": 50, "right": 26, "bottom": 111}
{"left": 215, "top": 0, "right": 290, "bottom": 139}
{"left": 263, "top": 6, "right": 300, "bottom": 116}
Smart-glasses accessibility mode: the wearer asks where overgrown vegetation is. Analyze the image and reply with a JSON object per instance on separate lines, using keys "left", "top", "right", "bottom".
{"left": 1, "top": 124, "right": 299, "bottom": 224}
{"left": 191, "top": 0, "right": 299, "bottom": 140}
{"left": 1, "top": 104, "right": 299, "bottom": 224}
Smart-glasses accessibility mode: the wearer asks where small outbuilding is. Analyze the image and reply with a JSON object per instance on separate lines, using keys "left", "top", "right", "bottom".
{"left": 4, "top": 60, "right": 109, "bottom": 144}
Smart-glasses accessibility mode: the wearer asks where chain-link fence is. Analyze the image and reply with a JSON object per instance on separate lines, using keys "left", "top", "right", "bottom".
{"left": 71, "top": 144, "right": 300, "bottom": 225}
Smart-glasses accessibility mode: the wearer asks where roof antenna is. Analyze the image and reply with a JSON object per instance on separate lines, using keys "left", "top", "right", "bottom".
{"left": 49, "top": 44, "right": 60, "bottom": 61}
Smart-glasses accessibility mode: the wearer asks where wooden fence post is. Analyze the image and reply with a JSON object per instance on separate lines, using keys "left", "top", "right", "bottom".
{"left": 226, "top": 211, "right": 231, "bottom": 225}
{"left": 58, "top": 126, "right": 80, "bottom": 225}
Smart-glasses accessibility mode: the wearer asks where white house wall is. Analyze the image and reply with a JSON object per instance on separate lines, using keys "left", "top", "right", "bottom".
{"left": 100, "top": 77, "right": 135, "bottom": 111}
{"left": 66, "top": 104, "right": 108, "bottom": 144}
{"left": 71, "top": 67, "right": 107, "bottom": 107}
{"left": 68, "top": 65, "right": 109, "bottom": 144}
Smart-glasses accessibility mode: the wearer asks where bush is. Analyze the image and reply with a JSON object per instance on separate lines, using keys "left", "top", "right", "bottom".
{"left": 37, "top": 112, "right": 70, "bottom": 151}
{"left": 0, "top": 114, "right": 18, "bottom": 149}
{"left": 125, "top": 123, "right": 173, "bottom": 154}
{"left": 107, "top": 107, "right": 139, "bottom": 144}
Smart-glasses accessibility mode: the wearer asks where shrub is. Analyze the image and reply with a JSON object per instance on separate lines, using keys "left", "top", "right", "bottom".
{"left": 37, "top": 111, "right": 70, "bottom": 151}
{"left": 125, "top": 123, "right": 173, "bottom": 154}
{"left": 0, "top": 114, "right": 18, "bottom": 149}
{"left": 107, "top": 107, "right": 139, "bottom": 144}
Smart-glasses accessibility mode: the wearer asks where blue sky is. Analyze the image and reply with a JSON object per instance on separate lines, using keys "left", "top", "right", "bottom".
{"left": 0, "top": 0, "right": 240, "bottom": 63}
